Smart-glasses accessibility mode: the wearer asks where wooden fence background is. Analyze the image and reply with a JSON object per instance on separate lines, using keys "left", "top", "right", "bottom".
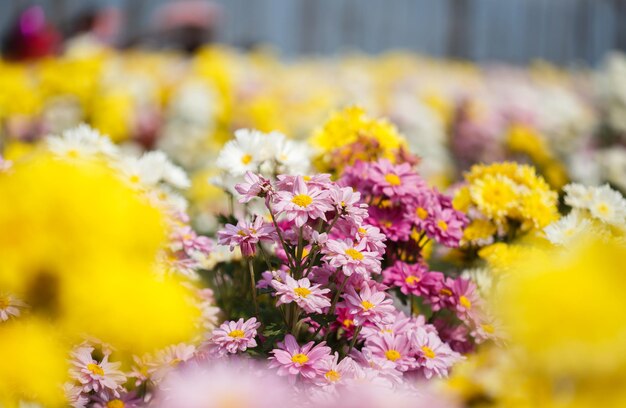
{"left": 2, "top": 0, "right": 625, "bottom": 65}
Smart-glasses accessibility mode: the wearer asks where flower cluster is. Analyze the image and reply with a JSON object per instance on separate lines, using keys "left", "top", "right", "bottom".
{"left": 214, "top": 128, "right": 311, "bottom": 194}
{"left": 309, "top": 106, "right": 408, "bottom": 174}
{"left": 341, "top": 158, "right": 468, "bottom": 256}
{"left": 0, "top": 124, "right": 223, "bottom": 406}
{"left": 454, "top": 162, "right": 559, "bottom": 246}
{"left": 211, "top": 137, "right": 483, "bottom": 396}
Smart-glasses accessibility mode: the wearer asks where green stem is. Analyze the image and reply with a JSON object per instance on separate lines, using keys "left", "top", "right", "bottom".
{"left": 345, "top": 326, "right": 362, "bottom": 359}
{"left": 248, "top": 259, "right": 259, "bottom": 317}
{"left": 268, "top": 202, "right": 295, "bottom": 269}
{"left": 323, "top": 274, "right": 349, "bottom": 341}
{"left": 258, "top": 244, "right": 274, "bottom": 271}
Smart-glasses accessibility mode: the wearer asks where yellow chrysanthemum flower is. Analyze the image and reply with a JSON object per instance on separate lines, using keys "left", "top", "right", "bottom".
{"left": 458, "top": 162, "right": 559, "bottom": 244}
{"left": 469, "top": 174, "right": 520, "bottom": 220}
{"left": 0, "top": 153, "right": 201, "bottom": 405}
{"left": 309, "top": 106, "right": 406, "bottom": 172}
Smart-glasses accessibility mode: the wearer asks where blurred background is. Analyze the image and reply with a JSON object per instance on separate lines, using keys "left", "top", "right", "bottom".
{"left": 1, "top": 0, "right": 625, "bottom": 65}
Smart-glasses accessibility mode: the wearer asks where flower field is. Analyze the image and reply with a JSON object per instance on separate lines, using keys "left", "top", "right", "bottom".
{"left": 1, "top": 43, "right": 626, "bottom": 407}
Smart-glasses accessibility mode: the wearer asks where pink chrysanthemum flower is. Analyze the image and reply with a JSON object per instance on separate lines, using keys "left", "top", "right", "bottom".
{"left": 349, "top": 348, "right": 402, "bottom": 386}
{"left": 322, "top": 239, "right": 381, "bottom": 278}
{"left": 0, "top": 293, "right": 26, "bottom": 321}
{"left": 64, "top": 382, "right": 89, "bottom": 408}
{"left": 273, "top": 176, "right": 333, "bottom": 227}
{"left": 369, "top": 160, "right": 424, "bottom": 200}
{"left": 408, "top": 189, "right": 439, "bottom": 229}
{"left": 70, "top": 346, "right": 126, "bottom": 397}
{"left": 269, "top": 335, "right": 331, "bottom": 383}
{"left": 329, "top": 186, "right": 368, "bottom": 225}
{"left": 449, "top": 277, "right": 483, "bottom": 323}
{"left": 360, "top": 310, "right": 420, "bottom": 339}
{"left": 271, "top": 275, "right": 331, "bottom": 314}
{"left": 382, "top": 261, "right": 442, "bottom": 297}
{"left": 425, "top": 207, "right": 468, "bottom": 248}
{"left": 355, "top": 224, "right": 387, "bottom": 255}
{"left": 276, "top": 174, "right": 332, "bottom": 190}
{"left": 258, "top": 269, "right": 288, "bottom": 289}
{"left": 315, "top": 353, "right": 356, "bottom": 387}
{"left": 150, "top": 343, "right": 197, "bottom": 382}
{"left": 412, "top": 327, "right": 463, "bottom": 379}
{"left": 211, "top": 318, "right": 261, "bottom": 355}
{"left": 217, "top": 216, "right": 276, "bottom": 257}
{"left": 171, "top": 226, "right": 213, "bottom": 256}
{"left": 364, "top": 333, "right": 416, "bottom": 372}
{"left": 342, "top": 281, "right": 395, "bottom": 326}
{"left": 434, "top": 319, "right": 474, "bottom": 354}
{"left": 235, "top": 171, "right": 273, "bottom": 203}
{"left": 366, "top": 206, "right": 413, "bottom": 242}
{"left": 91, "top": 391, "right": 143, "bottom": 408}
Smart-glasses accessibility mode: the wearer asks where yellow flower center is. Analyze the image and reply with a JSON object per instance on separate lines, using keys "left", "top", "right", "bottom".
{"left": 437, "top": 220, "right": 448, "bottom": 231}
{"left": 87, "top": 363, "right": 104, "bottom": 376}
{"left": 459, "top": 295, "right": 472, "bottom": 309}
{"left": 325, "top": 370, "right": 341, "bottom": 382}
{"left": 294, "top": 287, "right": 311, "bottom": 298}
{"left": 439, "top": 288, "right": 452, "bottom": 296}
{"left": 345, "top": 248, "right": 364, "bottom": 260}
{"left": 596, "top": 202, "right": 610, "bottom": 216}
{"left": 358, "top": 227, "right": 367, "bottom": 234}
{"left": 107, "top": 400, "right": 125, "bottom": 408}
{"left": 237, "top": 230, "right": 247, "bottom": 236}
{"left": 228, "top": 329, "right": 246, "bottom": 338}
{"left": 481, "top": 324, "right": 495, "bottom": 334}
{"left": 385, "top": 350, "right": 401, "bottom": 362}
{"left": 303, "top": 175, "right": 311, "bottom": 181}
{"left": 343, "top": 319, "right": 354, "bottom": 328}
{"left": 405, "top": 276, "right": 420, "bottom": 285}
{"left": 302, "top": 247, "right": 310, "bottom": 258}
{"left": 416, "top": 207, "right": 428, "bottom": 220}
{"left": 361, "top": 300, "right": 375, "bottom": 310}
{"left": 291, "top": 353, "right": 309, "bottom": 364}
{"left": 421, "top": 346, "right": 436, "bottom": 359}
{"left": 291, "top": 194, "right": 313, "bottom": 208}
{"left": 241, "top": 154, "right": 253, "bottom": 165}
{"left": 384, "top": 173, "right": 401, "bottom": 186}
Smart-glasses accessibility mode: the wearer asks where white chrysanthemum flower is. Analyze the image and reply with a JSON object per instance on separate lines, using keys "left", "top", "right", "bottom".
{"left": 563, "top": 183, "right": 595, "bottom": 209}
{"left": 140, "top": 151, "right": 190, "bottom": 189}
{"left": 116, "top": 150, "right": 190, "bottom": 189}
{"left": 47, "top": 124, "right": 118, "bottom": 159}
{"left": 270, "top": 133, "right": 311, "bottom": 175}
{"left": 589, "top": 184, "right": 626, "bottom": 226}
{"left": 216, "top": 129, "right": 267, "bottom": 176}
{"left": 544, "top": 210, "right": 592, "bottom": 246}
{"left": 460, "top": 268, "right": 493, "bottom": 297}
{"left": 146, "top": 186, "right": 189, "bottom": 214}
{"left": 117, "top": 156, "right": 162, "bottom": 187}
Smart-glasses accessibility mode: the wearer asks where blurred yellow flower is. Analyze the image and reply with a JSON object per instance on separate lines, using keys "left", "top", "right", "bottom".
{"left": 0, "top": 153, "right": 201, "bottom": 405}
